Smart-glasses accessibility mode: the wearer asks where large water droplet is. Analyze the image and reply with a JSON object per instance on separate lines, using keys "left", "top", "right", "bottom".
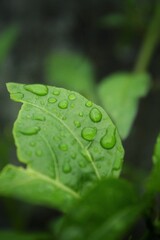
{"left": 20, "top": 126, "right": 40, "bottom": 135}
{"left": 89, "top": 108, "right": 102, "bottom": 123}
{"left": 100, "top": 125, "right": 116, "bottom": 149}
{"left": 63, "top": 162, "right": 72, "bottom": 173}
{"left": 53, "top": 89, "right": 60, "bottom": 96}
{"left": 81, "top": 127, "right": 97, "bottom": 141}
{"left": 58, "top": 100, "right": 68, "bottom": 109}
{"left": 59, "top": 144, "right": 68, "bottom": 151}
{"left": 24, "top": 84, "right": 48, "bottom": 96}
{"left": 74, "top": 121, "right": 81, "bottom": 128}
{"left": 68, "top": 93, "right": 76, "bottom": 100}
{"left": 48, "top": 97, "right": 57, "bottom": 103}
{"left": 85, "top": 101, "right": 93, "bottom": 107}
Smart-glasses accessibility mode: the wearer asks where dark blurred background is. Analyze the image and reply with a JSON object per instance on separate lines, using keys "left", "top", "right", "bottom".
{"left": 0, "top": 0, "right": 160, "bottom": 237}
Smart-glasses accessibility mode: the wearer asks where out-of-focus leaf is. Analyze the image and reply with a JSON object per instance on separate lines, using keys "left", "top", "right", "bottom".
{"left": 0, "top": 83, "right": 124, "bottom": 211}
{"left": 147, "top": 134, "right": 160, "bottom": 193}
{"left": 99, "top": 14, "right": 126, "bottom": 28}
{"left": 45, "top": 51, "right": 95, "bottom": 100}
{"left": 55, "top": 178, "right": 144, "bottom": 240}
{"left": 98, "top": 72, "right": 151, "bottom": 139}
{"left": 0, "top": 231, "right": 50, "bottom": 240}
{"left": 0, "top": 25, "right": 19, "bottom": 65}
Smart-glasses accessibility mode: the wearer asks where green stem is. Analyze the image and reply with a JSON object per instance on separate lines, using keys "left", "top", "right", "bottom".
{"left": 134, "top": 1, "right": 160, "bottom": 72}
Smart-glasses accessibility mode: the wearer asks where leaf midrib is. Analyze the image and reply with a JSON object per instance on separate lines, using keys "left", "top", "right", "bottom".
{"left": 22, "top": 100, "right": 101, "bottom": 180}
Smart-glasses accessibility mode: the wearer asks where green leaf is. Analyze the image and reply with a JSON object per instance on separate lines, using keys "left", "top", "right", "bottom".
{"left": 0, "top": 83, "right": 124, "bottom": 211}
{"left": 45, "top": 51, "right": 95, "bottom": 99}
{"left": 98, "top": 72, "right": 151, "bottom": 139}
{"left": 55, "top": 179, "right": 143, "bottom": 240}
{"left": 147, "top": 134, "right": 160, "bottom": 193}
{"left": 0, "top": 231, "right": 50, "bottom": 240}
{"left": 0, "top": 25, "right": 19, "bottom": 65}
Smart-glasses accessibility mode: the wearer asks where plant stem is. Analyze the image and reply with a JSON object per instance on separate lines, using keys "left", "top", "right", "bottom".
{"left": 134, "top": 1, "right": 160, "bottom": 73}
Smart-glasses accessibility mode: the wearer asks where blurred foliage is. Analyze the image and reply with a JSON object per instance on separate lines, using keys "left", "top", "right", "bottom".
{"left": 45, "top": 51, "right": 95, "bottom": 100}
{"left": 98, "top": 72, "right": 151, "bottom": 139}
{"left": 0, "top": 25, "right": 19, "bottom": 66}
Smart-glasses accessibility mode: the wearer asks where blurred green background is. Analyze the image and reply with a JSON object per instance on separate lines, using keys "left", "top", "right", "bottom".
{"left": 0, "top": 0, "right": 160, "bottom": 238}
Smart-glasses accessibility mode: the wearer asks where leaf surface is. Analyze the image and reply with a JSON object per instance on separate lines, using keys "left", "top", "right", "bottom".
{"left": 45, "top": 51, "right": 95, "bottom": 99}
{"left": 0, "top": 83, "right": 124, "bottom": 211}
{"left": 98, "top": 72, "right": 151, "bottom": 139}
{"left": 55, "top": 179, "right": 143, "bottom": 240}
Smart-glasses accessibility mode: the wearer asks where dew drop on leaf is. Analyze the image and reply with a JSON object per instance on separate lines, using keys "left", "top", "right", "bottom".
{"left": 81, "top": 127, "right": 97, "bottom": 141}
{"left": 59, "top": 144, "right": 68, "bottom": 151}
{"left": 79, "top": 112, "right": 84, "bottom": 117}
{"left": 63, "top": 162, "right": 72, "bottom": 173}
{"left": 100, "top": 125, "right": 116, "bottom": 149}
{"left": 33, "top": 115, "right": 45, "bottom": 121}
{"left": 68, "top": 93, "right": 76, "bottom": 100}
{"left": 85, "top": 101, "right": 93, "bottom": 107}
{"left": 48, "top": 97, "right": 57, "bottom": 103}
{"left": 30, "top": 141, "right": 36, "bottom": 147}
{"left": 36, "top": 150, "right": 43, "bottom": 157}
{"left": 52, "top": 89, "right": 60, "bottom": 96}
{"left": 74, "top": 121, "right": 81, "bottom": 128}
{"left": 89, "top": 107, "right": 102, "bottom": 123}
{"left": 58, "top": 100, "right": 68, "bottom": 109}
{"left": 20, "top": 126, "right": 40, "bottom": 135}
{"left": 24, "top": 84, "right": 48, "bottom": 96}
{"left": 78, "top": 160, "right": 87, "bottom": 168}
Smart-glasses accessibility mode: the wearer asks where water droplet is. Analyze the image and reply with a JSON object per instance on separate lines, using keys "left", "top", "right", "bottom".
{"left": 59, "top": 144, "right": 68, "bottom": 151}
{"left": 48, "top": 97, "right": 57, "bottom": 103}
{"left": 63, "top": 162, "right": 72, "bottom": 173}
{"left": 24, "top": 84, "right": 48, "bottom": 96}
{"left": 36, "top": 150, "right": 43, "bottom": 156}
{"left": 68, "top": 93, "right": 76, "bottom": 100}
{"left": 30, "top": 141, "right": 36, "bottom": 147}
{"left": 33, "top": 115, "right": 45, "bottom": 121}
{"left": 81, "top": 127, "right": 97, "bottom": 141}
{"left": 11, "top": 92, "right": 24, "bottom": 100}
{"left": 100, "top": 125, "right": 116, "bottom": 149}
{"left": 74, "top": 121, "right": 81, "bottom": 128}
{"left": 85, "top": 101, "right": 93, "bottom": 107}
{"left": 78, "top": 160, "right": 87, "bottom": 168}
{"left": 53, "top": 89, "right": 60, "bottom": 96}
{"left": 89, "top": 108, "right": 102, "bottom": 123}
{"left": 20, "top": 126, "right": 40, "bottom": 135}
{"left": 79, "top": 112, "right": 83, "bottom": 117}
{"left": 58, "top": 100, "right": 68, "bottom": 109}
{"left": 71, "top": 153, "right": 76, "bottom": 159}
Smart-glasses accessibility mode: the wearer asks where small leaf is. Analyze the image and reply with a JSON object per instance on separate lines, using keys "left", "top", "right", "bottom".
{"left": 55, "top": 179, "right": 143, "bottom": 240}
{"left": 147, "top": 134, "right": 160, "bottom": 193}
{"left": 45, "top": 51, "right": 95, "bottom": 99}
{"left": 0, "top": 83, "right": 124, "bottom": 211}
{"left": 98, "top": 72, "right": 151, "bottom": 139}
{"left": 0, "top": 25, "right": 19, "bottom": 65}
